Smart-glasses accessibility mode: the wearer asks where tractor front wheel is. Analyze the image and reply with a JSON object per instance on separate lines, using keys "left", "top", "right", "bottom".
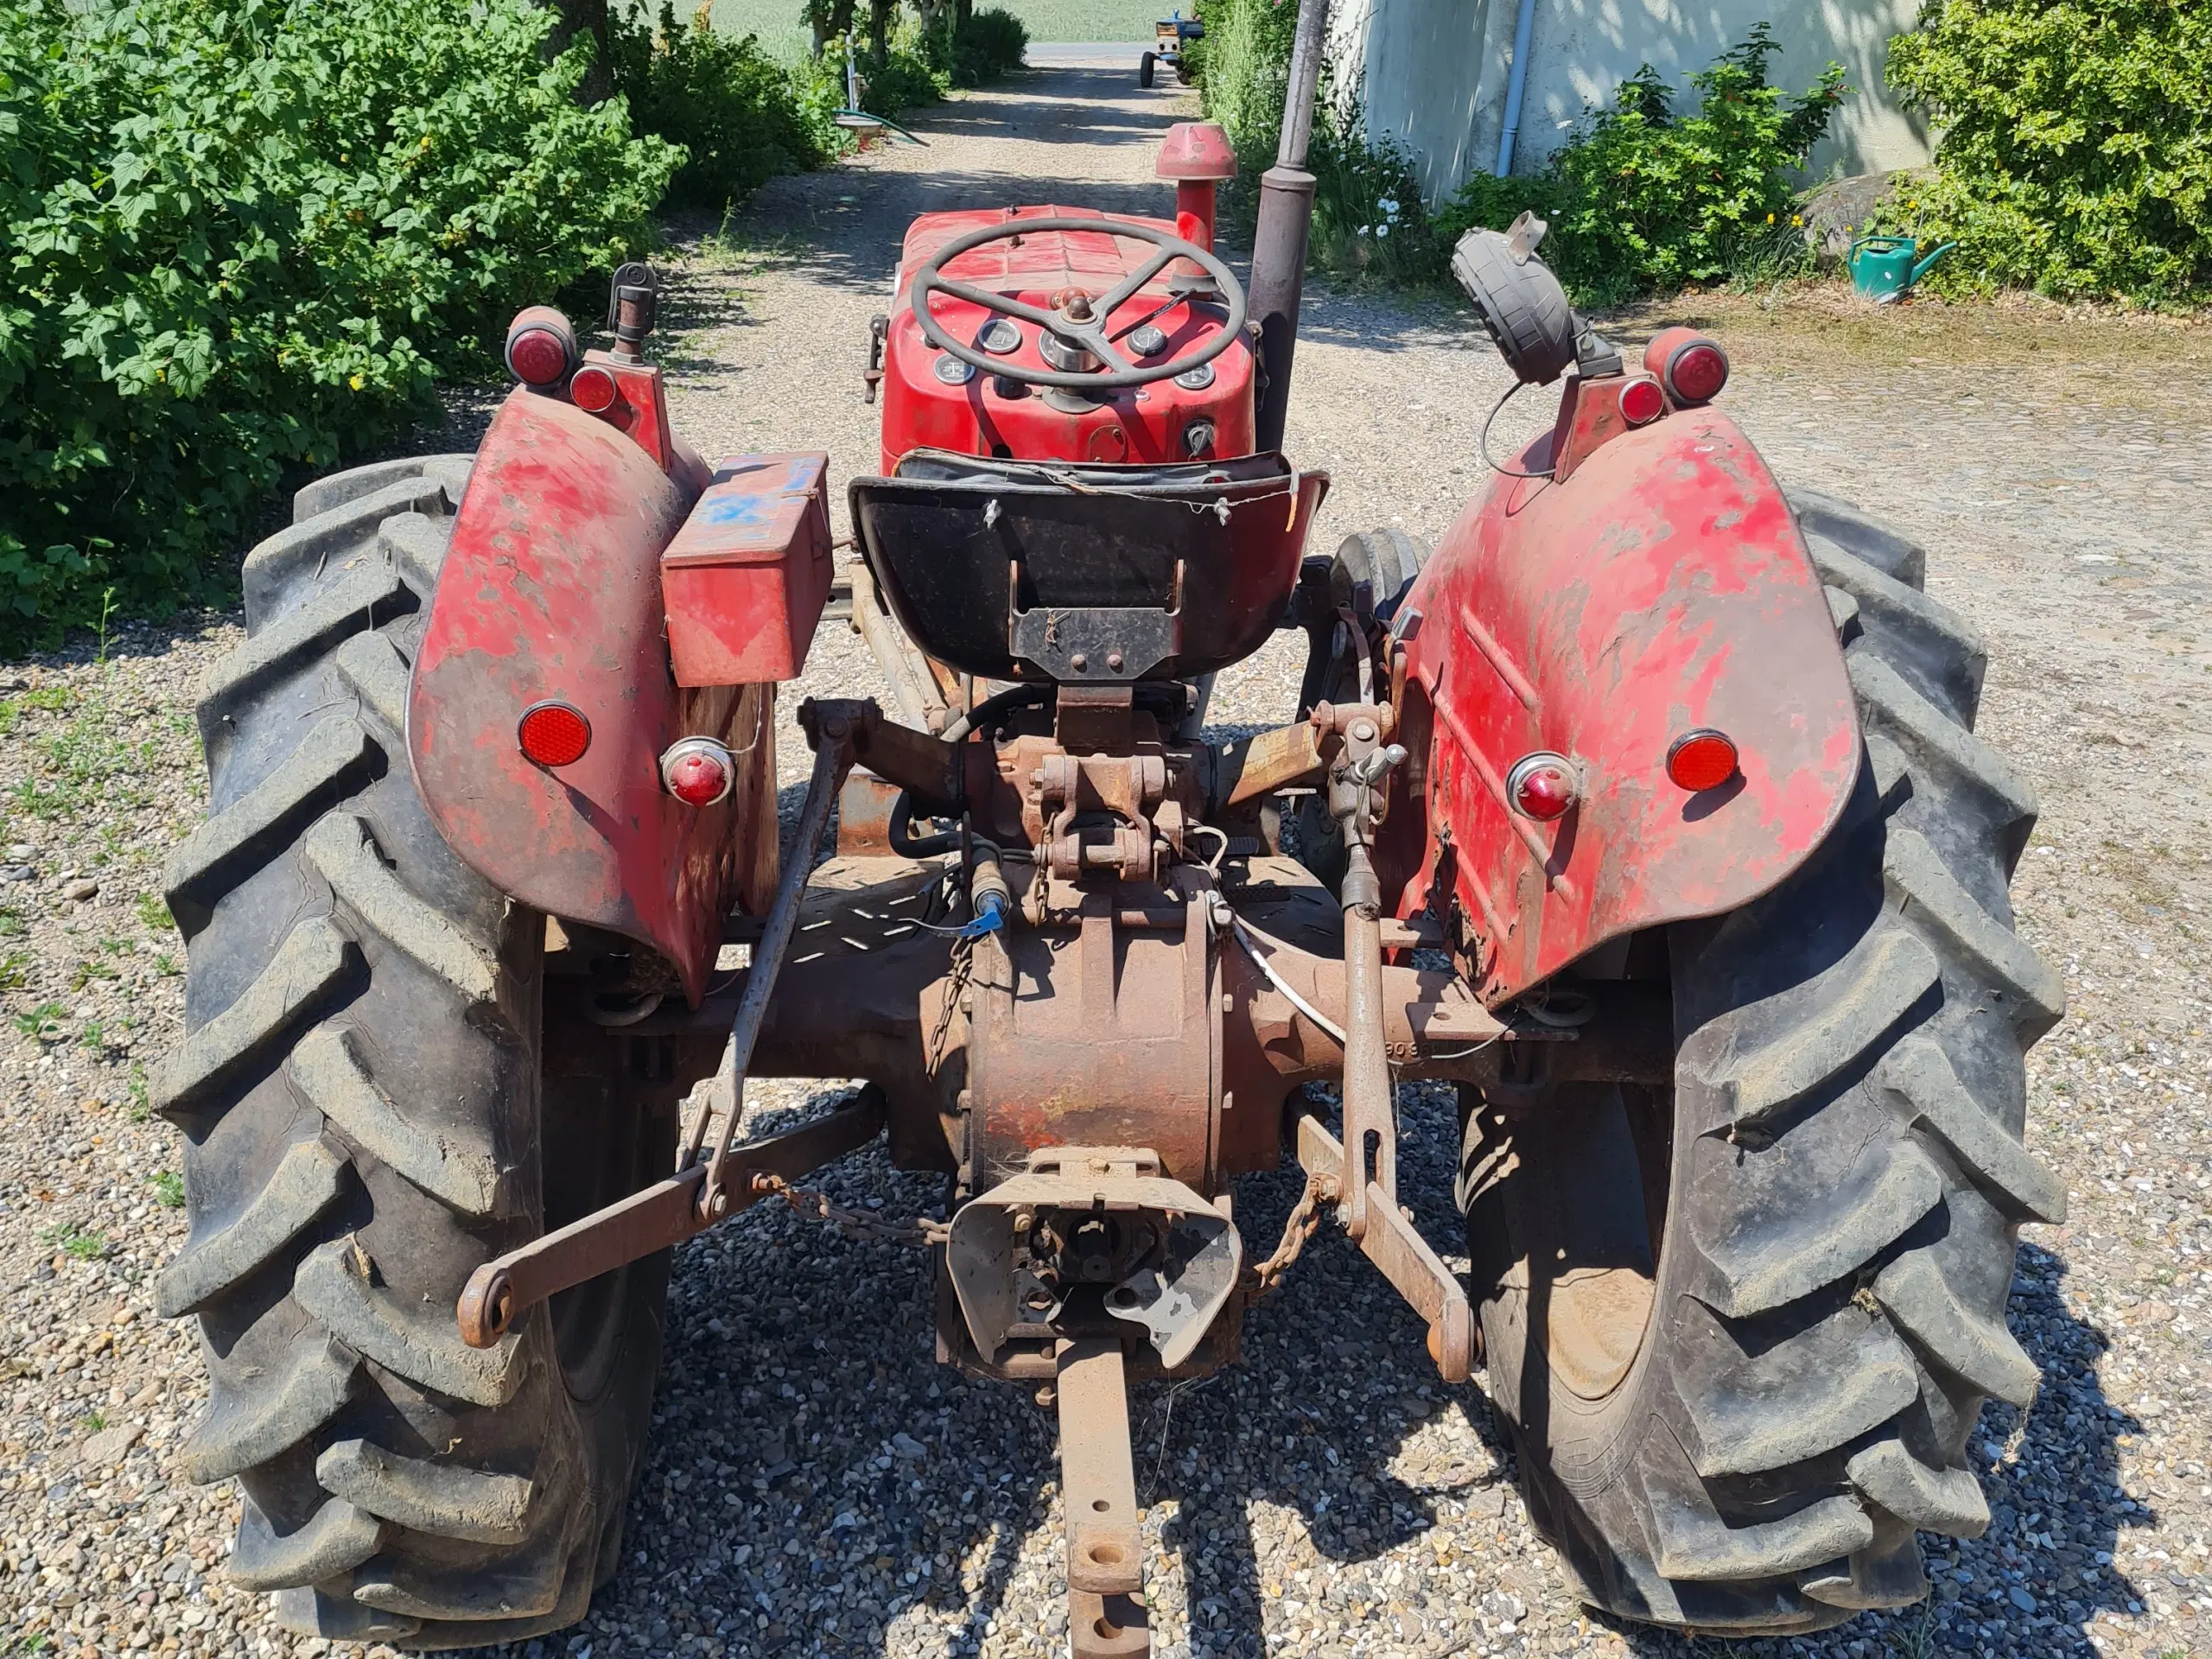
{"left": 156, "top": 459, "right": 674, "bottom": 1648}
{"left": 1459, "top": 491, "right": 2063, "bottom": 1630}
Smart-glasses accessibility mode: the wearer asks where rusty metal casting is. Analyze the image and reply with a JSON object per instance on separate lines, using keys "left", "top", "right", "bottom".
{"left": 455, "top": 1090, "right": 887, "bottom": 1348}
{"left": 946, "top": 1147, "right": 1241, "bottom": 1371}
{"left": 1058, "top": 1338, "right": 1151, "bottom": 1659}
{"left": 965, "top": 874, "right": 1224, "bottom": 1190}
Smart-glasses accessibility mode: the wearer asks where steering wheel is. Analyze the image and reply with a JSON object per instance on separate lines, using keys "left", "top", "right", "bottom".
{"left": 909, "top": 216, "right": 1248, "bottom": 392}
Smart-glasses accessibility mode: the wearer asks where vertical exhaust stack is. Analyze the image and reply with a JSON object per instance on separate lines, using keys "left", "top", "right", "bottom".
{"left": 1249, "top": 0, "right": 1332, "bottom": 454}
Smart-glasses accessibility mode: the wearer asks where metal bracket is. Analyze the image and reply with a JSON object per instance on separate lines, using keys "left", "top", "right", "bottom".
{"left": 1294, "top": 1111, "right": 1472, "bottom": 1382}
{"left": 1011, "top": 603, "right": 1181, "bottom": 682}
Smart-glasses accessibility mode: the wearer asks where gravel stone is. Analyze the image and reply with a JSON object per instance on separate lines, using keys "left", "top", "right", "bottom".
{"left": 2, "top": 50, "right": 2208, "bottom": 1659}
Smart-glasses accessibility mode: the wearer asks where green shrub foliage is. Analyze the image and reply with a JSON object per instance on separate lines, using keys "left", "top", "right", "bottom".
{"left": 1885, "top": 0, "right": 2212, "bottom": 303}
{"left": 943, "top": 8, "right": 1028, "bottom": 86}
{"left": 1440, "top": 27, "right": 1843, "bottom": 303}
{"left": 607, "top": 3, "right": 835, "bottom": 208}
{"left": 0, "top": 0, "right": 677, "bottom": 644}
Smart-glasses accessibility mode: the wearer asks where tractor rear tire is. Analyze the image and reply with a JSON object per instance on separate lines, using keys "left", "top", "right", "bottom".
{"left": 156, "top": 458, "right": 675, "bottom": 1649}
{"left": 1458, "top": 491, "right": 2063, "bottom": 1631}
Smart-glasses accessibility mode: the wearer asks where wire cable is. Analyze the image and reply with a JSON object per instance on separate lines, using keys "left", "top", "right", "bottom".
{"left": 1479, "top": 378, "right": 1557, "bottom": 480}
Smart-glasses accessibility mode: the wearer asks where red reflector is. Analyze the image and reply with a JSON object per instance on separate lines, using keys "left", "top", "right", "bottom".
{"left": 518, "top": 701, "right": 591, "bottom": 767}
{"left": 1618, "top": 376, "right": 1666, "bottom": 426}
{"left": 570, "top": 365, "right": 619, "bottom": 415}
{"left": 661, "top": 739, "right": 734, "bottom": 807}
{"left": 1507, "top": 752, "right": 1577, "bottom": 822}
{"left": 1666, "top": 340, "right": 1729, "bottom": 404}
{"left": 1667, "top": 728, "right": 1738, "bottom": 791}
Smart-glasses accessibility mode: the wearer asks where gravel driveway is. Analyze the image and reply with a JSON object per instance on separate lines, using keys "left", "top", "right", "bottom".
{"left": 3, "top": 52, "right": 2209, "bottom": 1659}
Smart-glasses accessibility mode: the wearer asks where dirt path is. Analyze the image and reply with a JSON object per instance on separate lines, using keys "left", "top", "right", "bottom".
{"left": 0, "top": 52, "right": 2206, "bottom": 1659}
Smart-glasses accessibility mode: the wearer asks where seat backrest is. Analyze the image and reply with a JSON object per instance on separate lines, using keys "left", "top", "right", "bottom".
{"left": 850, "top": 451, "right": 1329, "bottom": 683}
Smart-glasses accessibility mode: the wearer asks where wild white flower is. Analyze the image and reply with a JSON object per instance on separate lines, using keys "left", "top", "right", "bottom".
{"left": 1357, "top": 225, "right": 1370, "bottom": 236}
{"left": 1376, "top": 223, "right": 1390, "bottom": 238}
{"left": 1379, "top": 197, "right": 1400, "bottom": 216}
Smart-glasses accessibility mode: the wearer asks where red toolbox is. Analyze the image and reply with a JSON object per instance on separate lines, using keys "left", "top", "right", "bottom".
{"left": 660, "top": 452, "right": 834, "bottom": 686}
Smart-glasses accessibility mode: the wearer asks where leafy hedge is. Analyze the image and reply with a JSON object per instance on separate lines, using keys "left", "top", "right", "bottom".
{"left": 1193, "top": 8, "right": 1842, "bottom": 302}
{"left": 0, "top": 0, "right": 677, "bottom": 645}
{"left": 944, "top": 7, "right": 1028, "bottom": 86}
{"left": 1885, "top": 0, "right": 2212, "bottom": 304}
{"left": 1441, "top": 28, "right": 1844, "bottom": 303}
{"left": 608, "top": 3, "right": 836, "bottom": 209}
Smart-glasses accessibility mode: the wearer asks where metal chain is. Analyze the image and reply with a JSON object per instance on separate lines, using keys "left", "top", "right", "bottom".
{"left": 750, "top": 1173, "right": 950, "bottom": 1249}
{"left": 1243, "top": 1171, "right": 1336, "bottom": 1300}
{"left": 925, "top": 932, "right": 976, "bottom": 1077}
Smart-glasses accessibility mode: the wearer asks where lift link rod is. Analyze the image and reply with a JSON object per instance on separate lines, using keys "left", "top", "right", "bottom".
{"left": 1332, "top": 715, "right": 1406, "bottom": 1243}
{"left": 1058, "top": 1338, "right": 1152, "bottom": 1659}
{"left": 691, "top": 707, "right": 859, "bottom": 1223}
{"left": 454, "top": 703, "right": 868, "bottom": 1351}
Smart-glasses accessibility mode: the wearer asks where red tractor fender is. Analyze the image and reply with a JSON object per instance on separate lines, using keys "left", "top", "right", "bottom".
{"left": 408, "top": 387, "right": 780, "bottom": 1004}
{"left": 1387, "top": 404, "right": 1861, "bottom": 1005}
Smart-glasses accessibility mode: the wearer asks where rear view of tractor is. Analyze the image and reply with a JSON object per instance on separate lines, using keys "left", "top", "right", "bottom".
{"left": 154, "top": 1, "right": 2063, "bottom": 1649}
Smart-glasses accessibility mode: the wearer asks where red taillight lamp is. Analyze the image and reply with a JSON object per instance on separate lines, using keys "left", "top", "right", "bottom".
{"left": 505, "top": 306, "right": 578, "bottom": 388}
{"left": 1667, "top": 728, "right": 1738, "bottom": 791}
{"left": 659, "top": 737, "right": 734, "bottom": 807}
{"left": 1506, "top": 751, "right": 1578, "bottom": 821}
{"left": 1644, "top": 327, "right": 1731, "bottom": 404}
{"left": 518, "top": 700, "right": 591, "bottom": 768}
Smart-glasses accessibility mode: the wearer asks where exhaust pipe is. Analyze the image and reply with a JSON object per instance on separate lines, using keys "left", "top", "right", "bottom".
{"left": 1248, "top": 0, "right": 1331, "bottom": 454}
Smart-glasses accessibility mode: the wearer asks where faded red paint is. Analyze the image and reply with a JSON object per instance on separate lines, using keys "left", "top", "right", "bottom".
{"left": 1397, "top": 406, "right": 1860, "bottom": 1004}
{"left": 661, "top": 453, "right": 835, "bottom": 687}
{"left": 409, "top": 387, "right": 778, "bottom": 1003}
{"left": 880, "top": 206, "right": 1254, "bottom": 471}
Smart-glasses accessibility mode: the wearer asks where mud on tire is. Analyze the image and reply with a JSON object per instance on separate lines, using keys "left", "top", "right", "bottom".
{"left": 1458, "top": 489, "right": 2065, "bottom": 1630}
{"left": 157, "top": 460, "right": 674, "bottom": 1648}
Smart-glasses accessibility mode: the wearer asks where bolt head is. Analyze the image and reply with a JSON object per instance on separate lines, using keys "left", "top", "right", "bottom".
{"left": 1350, "top": 719, "right": 1376, "bottom": 742}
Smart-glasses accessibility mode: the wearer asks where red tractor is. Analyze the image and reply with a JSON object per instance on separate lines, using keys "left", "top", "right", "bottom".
{"left": 156, "top": 14, "right": 2059, "bottom": 1651}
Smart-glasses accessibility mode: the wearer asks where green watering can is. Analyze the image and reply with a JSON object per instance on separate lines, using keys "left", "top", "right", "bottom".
{"left": 1848, "top": 234, "right": 1958, "bottom": 303}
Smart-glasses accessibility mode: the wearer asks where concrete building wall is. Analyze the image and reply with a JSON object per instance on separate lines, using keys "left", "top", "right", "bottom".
{"left": 1332, "top": 0, "right": 1932, "bottom": 207}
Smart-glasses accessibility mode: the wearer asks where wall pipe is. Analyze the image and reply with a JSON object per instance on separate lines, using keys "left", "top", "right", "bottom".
{"left": 1493, "top": 0, "right": 1538, "bottom": 176}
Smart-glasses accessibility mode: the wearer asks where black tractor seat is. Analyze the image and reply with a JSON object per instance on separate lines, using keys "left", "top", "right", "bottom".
{"left": 850, "top": 448, "right": 1329, "bottom": 684}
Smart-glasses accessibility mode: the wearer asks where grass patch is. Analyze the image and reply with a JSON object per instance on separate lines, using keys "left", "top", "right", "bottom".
{"left": 14, "top": 1001, "right": 66, "bottom": 1040}
{"left": 150, "top": 1171, "right": 185, "bottom": 1209}
{"left": 48, "top": 1227, "right": 109, "bottom": 1262}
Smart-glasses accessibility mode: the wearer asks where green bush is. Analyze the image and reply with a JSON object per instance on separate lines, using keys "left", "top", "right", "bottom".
{"left": 944, "top": 7, "right": 1028, "bottom": 86}
{"left": 1439, "top": 27, "right": 1844, "bottom": 303}
{"left": 0, "top": 0, "right": 677, "bottom": 646}
{"left": 1196, "top": 0, "right": 1435, "bottom": 284}
{"left": 607, "top": 3, "right": 834, "bottom": 209}
{"left": 1885, "top": 0, "right": 2212, "bottom": 305}
{"left": 1192, "top": 0, "right": 1299, "bottom": 181}
{"left": 797, "top": 27, "right": 950, "bottom": 120}
{"left": 1306, "top": 105, "right": 1447, "bottom": 286}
